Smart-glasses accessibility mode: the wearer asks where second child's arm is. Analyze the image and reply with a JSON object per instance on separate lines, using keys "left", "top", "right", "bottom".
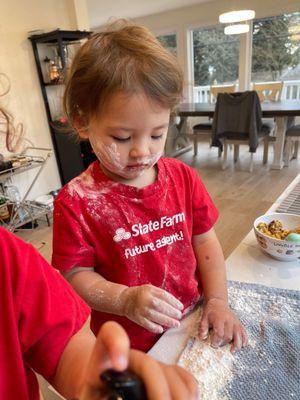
{"left": 53, "top": 321, "right": 198, "bottom": 400}
{"left": 64, "top": 270, "right": 183, "bottom": 334}
{"left": 192, "top": 228, "right": 248, "bottom": 352}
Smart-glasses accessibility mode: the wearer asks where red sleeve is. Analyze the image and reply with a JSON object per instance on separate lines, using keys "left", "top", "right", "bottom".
{"left": 190, "top": 168, "right": 219, "bottom": 235}
{"left": 52, "top": 195, "right": 96, "bottom": 271}
{"left": 20, "top": 243, "right": 90, "bottom": 380}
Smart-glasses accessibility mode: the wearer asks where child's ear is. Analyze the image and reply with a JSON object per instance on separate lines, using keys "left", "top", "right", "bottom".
{"left": 77, "top": 127, "right": 90, "bottom": 139}
{"left": 74, "top": 116, "right": 89, "bottom": 139}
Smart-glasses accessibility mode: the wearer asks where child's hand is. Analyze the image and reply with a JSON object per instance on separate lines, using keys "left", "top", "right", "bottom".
{"left": 199, "top": 298, "right": 248, "bottom": 353}
{"left": 120, "top": 284, "right": 184, "bottom": 334}
{"left": 78, "top": 321, "right": 198, "bottom": 400}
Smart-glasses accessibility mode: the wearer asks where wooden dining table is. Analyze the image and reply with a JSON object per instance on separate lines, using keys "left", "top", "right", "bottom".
{"left": 166, "top": 100, "right": 300, "bottom": 169}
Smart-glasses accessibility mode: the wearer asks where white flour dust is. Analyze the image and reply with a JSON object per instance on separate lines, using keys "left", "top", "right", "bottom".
{"left": 67, "top": 166, "right": 116, "bottom": 200}
{"left": 178, "top": 336, "right": 234, "bottom": 400}
{"left": 86, "top": 282, "right": 125, "bottom": 313}
{"left": 89, "top": 132, "right": 162, "bottom": 179}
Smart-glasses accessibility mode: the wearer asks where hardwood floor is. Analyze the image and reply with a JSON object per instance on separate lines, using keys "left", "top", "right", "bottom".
{"left": 16, "top": 142, "right": 300, "bottom": 260}
{"left": 180, "top": 142, "right": 300, "bottom": 258}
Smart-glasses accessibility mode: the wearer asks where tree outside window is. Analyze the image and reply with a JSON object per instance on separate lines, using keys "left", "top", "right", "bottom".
{"left": 252, "top": 12, "right": 300, "bottom": 82}
{"left": 192, "top": 25, "right": 239, "bottom": 86}
{"left": 157, "top": 33, "right": 177, "bottom": 56}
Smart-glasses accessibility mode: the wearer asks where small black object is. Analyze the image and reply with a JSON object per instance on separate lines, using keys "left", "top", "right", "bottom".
{"left": 19, "top": 220, "right": 38, "bottom": 229}
{"left": 49, "top": 189, "right": 60, "bottom": 198}
{"left": 101, "top": 369, "right": 147, "bottom": 400}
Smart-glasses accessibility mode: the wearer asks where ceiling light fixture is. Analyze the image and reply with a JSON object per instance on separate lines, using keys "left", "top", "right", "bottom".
{"left": 219, "top": 10, "right": 255, "bottom": 24}
{"left": 224, "top": 24, "right": 250, "bottom": 35}
{"left": 219, "top": 9, "right": 255, "bottom": 35}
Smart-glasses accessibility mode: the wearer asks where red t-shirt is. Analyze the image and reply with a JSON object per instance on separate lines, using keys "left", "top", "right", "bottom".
{"left": 52, "top": 157, "right": 218, "bottom": 351}
{"left": 0, "top": 227, "right": 90, "bottom": 400}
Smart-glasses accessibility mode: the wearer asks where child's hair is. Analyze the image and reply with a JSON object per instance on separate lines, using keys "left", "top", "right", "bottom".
{"left": 64, "top": 20, "right": 183, "bottom": 129}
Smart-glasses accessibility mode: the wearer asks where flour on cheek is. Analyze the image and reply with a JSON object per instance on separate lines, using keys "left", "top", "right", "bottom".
{"left": 89, "top": 135, "right": 124, "bottom": 172}
{"left": 89, "top": 134, "right": 162, "bottom": 179}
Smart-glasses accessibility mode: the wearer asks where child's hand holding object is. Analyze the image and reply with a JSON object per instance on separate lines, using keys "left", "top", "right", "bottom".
{"left": 199, "top": 298, "right": 248, "bottom": 353}
{"left": 120, "top": 284, "right": 184, "bottom": 334}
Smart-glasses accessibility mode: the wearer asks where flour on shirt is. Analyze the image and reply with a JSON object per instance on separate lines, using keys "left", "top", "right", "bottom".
{"left": 67, "top": 168, "right": 116, "bottom": 200}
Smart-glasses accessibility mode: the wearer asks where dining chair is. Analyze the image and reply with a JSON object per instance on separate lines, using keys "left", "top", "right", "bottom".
{"left": 252, "top": 82, "right": 283, "bottom": 102}
{"left": 192, "top": 84, "right": 236, "bottom": 156}
{"left": 283, "top": 124, "right": 300, "bottom": 166}
{"left": 212, "top": 91, "right": 271, "bottom": 172}
{"left": 253, "top": 82, "right": 284, "bottom": 146}
{"left": 210, "top": 84, "right": 236, "bottom": 103}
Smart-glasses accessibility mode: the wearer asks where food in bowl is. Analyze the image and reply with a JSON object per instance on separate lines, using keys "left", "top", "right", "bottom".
{"left": 256, "top": 219, "right": 299, "bottom": 240}
{"left": 285, "top": 232, "right": 300, "bottom": 242}
{"left": 253, "top": 213, "right": 300, "bottom": 261}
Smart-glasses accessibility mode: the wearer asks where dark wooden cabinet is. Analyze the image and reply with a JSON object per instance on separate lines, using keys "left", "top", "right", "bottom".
{"left": 29, "top": 29, "right": 96, "bottom": 185}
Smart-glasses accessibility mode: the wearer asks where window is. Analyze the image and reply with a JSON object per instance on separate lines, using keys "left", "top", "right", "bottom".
{"left": 252, "top": 12, "right": 300, "bottom": 100}
{"left": 192, "top": 25, "right": 239, "bottom": 86}
{"left": 189, "top": 12, "right": 299, "bottom": 103}
{"left": 157, "top": 33, "right": 177, "bottom": 56}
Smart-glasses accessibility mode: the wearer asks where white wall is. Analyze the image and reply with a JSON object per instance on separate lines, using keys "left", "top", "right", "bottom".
{"left": 0, "top": 0, "right": 80, "bottom": 199}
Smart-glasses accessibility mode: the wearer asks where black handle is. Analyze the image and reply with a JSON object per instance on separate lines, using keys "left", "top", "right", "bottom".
{"left": 101, "top": 369, "right": 148, "bottom": 400}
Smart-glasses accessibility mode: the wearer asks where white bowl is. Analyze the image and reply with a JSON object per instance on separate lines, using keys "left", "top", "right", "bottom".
{"left": 253, "top": 213, "right": 300, "bottom": 262}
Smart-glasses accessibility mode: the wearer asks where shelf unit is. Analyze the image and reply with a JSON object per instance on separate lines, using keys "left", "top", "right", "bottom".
{"left": 0, "top": 200, "right": 52, "bottom": 231}
{"left": 28, "top": 29, "right": 97, "bottom": 185}
{"left": 0, "top": 147, "right": 53, "bottom": 231}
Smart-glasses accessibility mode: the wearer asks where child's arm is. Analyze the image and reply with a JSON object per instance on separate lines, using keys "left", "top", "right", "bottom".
{"left": 53, "top": 321, "right": 198, "bottom": 400}
{"left": 192, "top": 228, "right": 248, "bottom": 353}
{"left": 65, "top": 269, "right": 183, "bottom": 334}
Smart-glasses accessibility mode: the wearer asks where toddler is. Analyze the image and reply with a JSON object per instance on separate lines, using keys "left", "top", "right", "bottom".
{"left": 52, "top": 21, "right": 247, "bottom": 352}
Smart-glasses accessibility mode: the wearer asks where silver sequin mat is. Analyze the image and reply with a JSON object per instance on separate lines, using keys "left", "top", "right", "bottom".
{"left": 178, "top": 281, "right": 300, "bottom": 400}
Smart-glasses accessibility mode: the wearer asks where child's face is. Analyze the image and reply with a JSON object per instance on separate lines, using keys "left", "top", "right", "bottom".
{"left": 84, "top": 92, "right": 170, "bottom": 182}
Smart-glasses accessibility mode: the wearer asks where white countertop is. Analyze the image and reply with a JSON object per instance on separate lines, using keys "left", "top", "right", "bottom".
{"left": 149, "top": 173, "right": 300, "bottom": 363}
